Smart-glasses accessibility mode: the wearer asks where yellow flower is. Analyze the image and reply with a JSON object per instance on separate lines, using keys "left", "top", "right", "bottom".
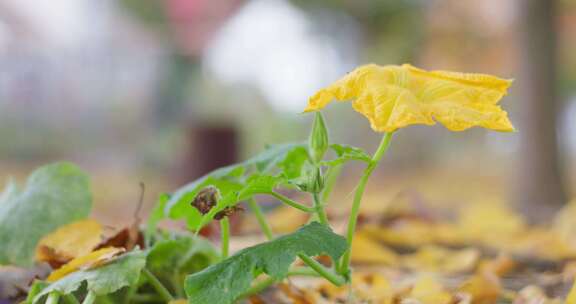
{"left": 305, "top": 64, "right": 514, "bottom": 132}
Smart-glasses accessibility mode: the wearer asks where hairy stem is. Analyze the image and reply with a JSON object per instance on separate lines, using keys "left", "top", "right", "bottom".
{"left": 269, "top": 192, "right": 315, "bottom": 213}
{"left": 298, "top": 254, "right": 345, "bottom": 286}
{"left": 322, "top": 163, "right": 342, "bottom": 203}
{"left": 142, "top": 268, "right": 174, "bottom": 302}
{"left": 312, "top": 192, "right": 329, "bottom": 226}
{"left": 81, "top": 291, "right": 96, "bottom": 304}
{"left": 62, "top": 294, "right": 80, "bottom": 304}
{"left": 220, "top": 218, "right": 230, "bottom": 259}
{"left": 238, "top": 267, "right": 323, "bottom": 300}
{"left": 247, "top": 198, "right": 274, "bottom": 240}
{"left": 47, "top": 292, "right": 60, "bottom": 304}
{"left": 339, "top": 132, "right": 393, "bottom": 276}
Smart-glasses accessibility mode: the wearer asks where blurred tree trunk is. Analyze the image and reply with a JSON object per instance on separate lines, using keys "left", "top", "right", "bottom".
{"left": 514, "top": 0, "right": 567, "bottom": 223}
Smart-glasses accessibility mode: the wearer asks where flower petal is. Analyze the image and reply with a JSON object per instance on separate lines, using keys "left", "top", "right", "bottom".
{"left": 305, "top": 63, "right": 514, "bottom": 132}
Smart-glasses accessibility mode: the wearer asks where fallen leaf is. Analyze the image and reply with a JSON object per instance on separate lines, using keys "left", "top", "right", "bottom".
{"left": 47, "top": 247, "right": 125, "bottom": 282}
{"left": 459, "top": 273, "right": 500, "bottom": 304}
{"left": 457, "top": 203, "right": 525, "bottom": 246}
{"left": 36, "top": 219, "right": 102, "bottom": 269}
{"left": 96, "top": 183, "right": 146, "bottom": 251}
{"left": 406, "top": 275, "right": 453, "bottom": 304}
{"left": 567, "top": 277, "right": 576, "bottom": 304}
{"left": 267, "top": 205, "right": 309, "bottom": 233}
{"left": 351, "top": 232, "right": 398, "bottom": 265}
{"left": 402, "top": 245, "right": 479, "bottom": 274}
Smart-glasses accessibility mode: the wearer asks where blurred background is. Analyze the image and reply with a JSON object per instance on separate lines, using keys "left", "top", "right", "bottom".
{"left": 0, "top": 0, "right": 574, "bottom": 225}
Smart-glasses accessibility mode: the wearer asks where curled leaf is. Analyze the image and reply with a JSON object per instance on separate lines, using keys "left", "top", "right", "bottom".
{"left": 36, "top": 219, "right": 102, "bottom": 269}
{"left": 46, "top": 247, "right": 125, "bottom": 282}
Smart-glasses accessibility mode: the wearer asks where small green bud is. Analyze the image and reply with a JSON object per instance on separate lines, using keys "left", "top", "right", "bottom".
{"left": 296, "top": 167, "right": 324, "bottom": 193}
{"left": 309, "top": 112, "right": 329, "bottom": 163}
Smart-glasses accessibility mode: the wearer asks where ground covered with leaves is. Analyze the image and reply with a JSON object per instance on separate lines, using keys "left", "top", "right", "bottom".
{"left": 3, "top": 163, "right": 576, "bottom": 304}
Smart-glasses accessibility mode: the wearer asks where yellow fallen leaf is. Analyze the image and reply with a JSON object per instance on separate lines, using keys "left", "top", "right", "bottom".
{"left": 317, "top": 272, "right": 393, "bottom": 304}
{"left": 36, "top": 219, "right": 102, "bottom": 268}
{"left": 47, "top": 247, "right": 125, "bottom": 282}
{"left": 402, "top": 245, "right": 479, "bottom": 274}
{"left": 567, "top": 278, "right": 576, "bottom": 304}
{"left": 352, "top": 273, "right": 394, "bottom": 304}
{"left": 168, "top": 300, "right": 187, "bottom": 304}
{"left": 477, "top": 254, "right": 515, "bottom": 277}
{"left": 363, "top": 221, "right": 435, "bottom": 247}
{"left": 267, "top": 205, "right": 309, "bottom": 233}
{"left": 553, "top": 199, "right": 576, "bottom": 248}
{"left": 351, "top": 232, "right": 398, "bottom": 265}
{"left": 406, "top": 275, "right": 453, "bottom": 304}
{"left": 459, "top": 273, "right": 500, "bottom": 304}
{"left": 457, "top": 203, "right": 525, "bottom": 246}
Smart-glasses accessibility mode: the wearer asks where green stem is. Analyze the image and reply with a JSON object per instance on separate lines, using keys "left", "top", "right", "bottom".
{"left": 171, "top": 273, "right": 185, "bottom": 298}
{"left": 81, "top": 291, "right": 96, "bottom": 304}
{"left": 47, "top": 292, "right": 60, "bottom": 304}
{"left": 288, "top": 266, "right": 322, "bottom": 277}
{"left": 62, "top": 294, "right": 80, "bottom": 304}
{"left": 312, "top": 192, "right": 329, "bottom": 226}
{"left": 238, "top": 267, "right": 322, "bottom": 300}
{"left": 298, "top": 254, "right": 345, "bottom": 286}
{"left": 339, "top": 132, "right": 393, "bottom": 276}
{"left": 131, "top": 294, "right": 165, "bottom": 302}
{"left": 322, "top": 163, "right": 342, "bottom": 203}
{"left": 269, "top": 192, "right": 315, "bottom": 213}
{"left": 247, "top": 198, "right": 274, "bottom": 240}
{"left": 123, "top": 279, "right": 139, "bottom": 304}
{"left": 142, "top": 268, "right": 174, "bottom": 302}
{"left": 238, "top": 276, "right": 276, "bottom": 299}
{"left": 220, "top": 218, "right": 230, "bottom": 259}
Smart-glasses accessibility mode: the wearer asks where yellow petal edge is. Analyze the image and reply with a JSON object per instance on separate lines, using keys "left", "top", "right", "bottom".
{"left": 305, "top": 64, "right": 514, "bottom": 133}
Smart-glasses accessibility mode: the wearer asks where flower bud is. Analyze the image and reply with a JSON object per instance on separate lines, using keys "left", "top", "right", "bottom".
{"left": 297, "top": 167, "right": 324, "bottom": 194}
{"left": 309, "top": 112, "right": 329, "bottom": 163}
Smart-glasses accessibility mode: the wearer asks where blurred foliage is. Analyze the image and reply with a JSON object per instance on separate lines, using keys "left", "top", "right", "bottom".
{"left": 291, "top": 0, "right": 425, "bottom": 62}
{"left": 119, "top": 0, "right": 170, "bottom": 34}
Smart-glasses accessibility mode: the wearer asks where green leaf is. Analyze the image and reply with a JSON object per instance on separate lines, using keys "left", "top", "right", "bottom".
{"left": 184, "top": 222, "right": 347, "bottom": 304}
{"left": 237, "top": 174, "right": 283, "bottom": 200}
{"left": 0, "top": 162, "right": 92, "bottom": 266}
{"left": 167, "top": 168, "right": 245, "bottom": 229}
{"left": 245, "top": 143, "right": 306, "bottom": 173}
{"left": 34, "top": 250, "right": 147, "bottom": 303}
{"left": 25, "top": 280, "right": 49, "bottom": 304}
{"left": 147, "top": 235, "right": 218, "bottom": 281}
{"left": 277, "top": 146, "right": 310, "bottom": 180}
{"left": 322, "top": 144, "right": 371, "bottom": 166}
{"left": 164, "top": 143, "right": 306, "bottom": 231}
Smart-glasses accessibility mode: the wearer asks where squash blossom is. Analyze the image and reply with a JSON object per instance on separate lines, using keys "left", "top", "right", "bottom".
{"left": 304, "top": 64, "right": 514, "bottom": 132}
